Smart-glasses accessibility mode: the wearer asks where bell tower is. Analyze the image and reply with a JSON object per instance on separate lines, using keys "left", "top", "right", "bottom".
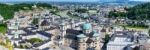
{"left": 59, "top": 20, "right": 67, "bottom": 45}
{"left": 92, "top": 30, "right": 101, "bottom": 50}
{"left": 77, "top": 34, "right": 87, "bottom": 50}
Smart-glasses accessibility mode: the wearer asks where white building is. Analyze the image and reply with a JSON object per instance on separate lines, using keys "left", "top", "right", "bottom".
{"left": 107, "top": 31, "right": 134, "bottom": 50}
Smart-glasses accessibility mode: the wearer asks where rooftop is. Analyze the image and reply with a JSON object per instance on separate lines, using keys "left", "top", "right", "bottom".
{"left": 77, "top": 34, "right": 86, "bottom": 38}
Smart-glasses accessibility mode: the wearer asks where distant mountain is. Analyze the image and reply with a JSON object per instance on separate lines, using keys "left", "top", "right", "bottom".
{"left": 99, "top": 0, "right": 129, "bottom": 3}
{"left": 130, "top": 0, "right": 150, "bottom": 2}
{"left": 99, "top": 0, "right": 145, "bottom": 4}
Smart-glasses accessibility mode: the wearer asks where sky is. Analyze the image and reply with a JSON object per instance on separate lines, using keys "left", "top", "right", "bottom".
{"left": 0, "top": 0, "right": 150, "bottom": 2}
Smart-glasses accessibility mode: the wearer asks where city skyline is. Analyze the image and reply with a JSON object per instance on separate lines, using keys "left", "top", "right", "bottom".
{"left": 0, "top": 0, "right": 150, "bottom": 50}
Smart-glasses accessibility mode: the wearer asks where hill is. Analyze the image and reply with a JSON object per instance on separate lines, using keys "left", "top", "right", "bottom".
{"left": 127, "top": 3, "right": 150, "bottom": 20}
{"left": 0, "top": 3, "right": 56, "bottom": 20}
{"left": 109, "top": 3, "right": 150, "bottom": 20}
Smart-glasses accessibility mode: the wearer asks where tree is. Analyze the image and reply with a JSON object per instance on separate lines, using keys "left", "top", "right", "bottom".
{"left": 108, "top": 11, "right": 126, "bottom": 18}
{"left": 75, "top": 9, "right": 88, "bottom": 13}
{"left": 104, "top": 34, "right": 110, "bottom": 44}
{"left": 18, "top": 45, "right": 28, "bottom": 49}
{"left": 0, "top": 23, "right": 7, "bottom": 35}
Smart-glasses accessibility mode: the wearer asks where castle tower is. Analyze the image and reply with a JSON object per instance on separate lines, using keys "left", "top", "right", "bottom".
{"left": 77, "top": 34, "right": 87, "bottom": 50}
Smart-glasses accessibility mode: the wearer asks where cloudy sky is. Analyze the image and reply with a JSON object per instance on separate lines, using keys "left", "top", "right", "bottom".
{"left": 0, "top": 0, "right": 150, "bottom": 2}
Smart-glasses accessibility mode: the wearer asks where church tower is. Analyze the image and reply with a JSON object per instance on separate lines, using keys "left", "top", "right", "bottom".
{"left": 13, "top": 19, "right": 20, "bottom": 39}
{"left": 77, "top": 34, "right": 87, "bottom": 50}
{"left": 60, "top": 22, "right": 66, "bottom": 37}
{"left": 59, "top": 21, "right": 67, "bottom": 46}
{"left": 92, "top": 30, "right": 101, "bottom": 50}
{"left": 12, "top": 19, "right": 20, "bottom": 46}
{"left": 70, "top": 19, "right": 75, "bottom": 29}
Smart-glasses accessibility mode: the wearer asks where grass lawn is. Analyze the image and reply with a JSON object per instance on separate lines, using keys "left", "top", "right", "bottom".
{"left": 89, "top": 10, "right": 97, "bottom": 15}
{"left": 121, "top": 24, "right": 148, "bottom": 32}
{"left": 126, "top": 26, "right": 148, "bottom": 34}
{"left": 27, "top": 38, "right": 43, "bottom": 44}
{"left": 57, "top": 10, "right": 69, "bottom": 17}
{"left": 125, "top": 25, "right": 148, "bottom": 29}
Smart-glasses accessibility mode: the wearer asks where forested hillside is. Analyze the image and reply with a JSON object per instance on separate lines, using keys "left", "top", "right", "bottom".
{"left": 0, "top": 3, "right": 56, "bottom": 19}
{"left": 109, "top": 3, "right": 150, "bottom": 20}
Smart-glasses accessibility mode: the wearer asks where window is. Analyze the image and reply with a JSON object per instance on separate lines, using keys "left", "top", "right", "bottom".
{"left": 83, "top": 44, "right": 85, "bottom": 46}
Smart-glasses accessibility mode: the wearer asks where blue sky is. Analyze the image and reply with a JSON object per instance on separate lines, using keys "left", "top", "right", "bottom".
{"left": 0, "top": 0, "right": 150, "bottom": 2}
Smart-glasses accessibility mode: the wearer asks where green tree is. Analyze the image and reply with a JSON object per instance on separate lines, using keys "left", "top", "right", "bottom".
{"left": 108, "top": 3, "right": 150, "bottom": 20}
{"left": 0, "top": 23, "right": 7, "bottom": 35}
{"left": 75, "top": 9, "right": 88, "bottom": 13}
{"left": 104, "top": 34, "right": 110, "bottom": 44}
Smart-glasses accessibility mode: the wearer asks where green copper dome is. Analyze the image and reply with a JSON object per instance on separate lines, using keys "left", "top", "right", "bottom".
{"left": 82, "top": 23, "right": 92, "bottom": 30}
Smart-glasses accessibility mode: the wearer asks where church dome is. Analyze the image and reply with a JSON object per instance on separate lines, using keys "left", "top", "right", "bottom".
{"left": 82, "top": 23, "right": 92, "bottom": 30}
